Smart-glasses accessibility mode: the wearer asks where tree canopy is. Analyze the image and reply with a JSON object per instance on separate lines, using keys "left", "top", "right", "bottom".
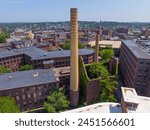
{"left": 99, "top": 48, "right": 114, "bottom": 64}
{"left": 60, "top": 40, "right": 85, "bottom": 50}
{"left": 99, "top": 77, "right": 117, "bottom": 102}
{"left": 44, "top": 91, "right": 70, "bottom": 113}
{"left": 0, "top": 66, "right": 11, "bottom": 74}
{"left": 0, "top": 96, "right": 20, "bottom": 113}
{"left": 86, "top": 63, "right": 108, "bottom": 79}
{"left": 0, "top": 32, "right": 7, "bottom": 43}
{"left": 19, "top": 64, "right": 33, "bottom": 71}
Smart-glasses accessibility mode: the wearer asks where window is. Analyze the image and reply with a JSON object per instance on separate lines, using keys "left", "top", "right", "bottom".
{"left": 144, "top": 75, "right": 148, "bottom": 80}
{"left": 39, "top": 92, "right": 42, "bottom": 96}
{"left": 34, "top": 100, "right": 37, "bottom": 104}
{"left": 29, "top": 101, "right": 32, "bottom": 104}
{"left": 140, "top": 61, "right": 144, "bottom": 64}
{"left": 140, "top": 88, "right": 144, "bottom": 94}
{"left": 22, "top": 95, "right": 25, "bottom": 100}
{"left": 21, "top": 89, "right": 24, "bottom": 92}
{"left": 142, "top": 83, "right": 146, "bottom": 87}
{"left": 33, "top": 93, "right": 36, "bottom": 98}
{"left": 28, "top": 94, "right": 31, "bottom": 98}
{"left": 16, "top": 96, "right": 19, "bottom": 101}
{"left": 138, "top": 69, "right": 142, "bottom": 72}
{"left": 142, "top": 84, "right": 146, "bottom": 87}
{"left": 145, "top": 69, "right": 149, "bottom": 72}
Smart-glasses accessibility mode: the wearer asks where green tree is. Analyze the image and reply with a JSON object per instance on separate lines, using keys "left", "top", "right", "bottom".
{"left": 86, "top": 63, "right": 108, "bottom": 79}
{"left": 44, "top": 103, "right": 56, "bottom": 113}
{"left": 99, "top": 78, "right": 117, "bottom": 102}
{"left": 0, "top": 66, "right": 11, "bottom": 74}
{"left": 99, "top": 48, "right": 114, "bottom": 63}
{"left": 60, "top": 40, "right": 70, "bottom": 50}
{"left": 19, "top": 64, "right": 33, "bottom": 71}
{"left": 60, "top": 40, "right": 85, "bottom": 50}
{"left": 0, "top": 96, "right": 20, "bottom": 113}
{"left": 0, "top": 32, "right": 7, "bottom": 43}
{"left": 44, "top": 91, "right": 70, "bottom": 113}
{"left": 78, "top": 42, "right": 85, "bottom": 49}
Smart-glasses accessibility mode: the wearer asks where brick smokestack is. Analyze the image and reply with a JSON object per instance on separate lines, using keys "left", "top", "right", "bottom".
{"left": 70, "top": 8, "right": 79, "bottom": 106}
{"left": 95, "top": 29, "right": 99, "bottom": 63}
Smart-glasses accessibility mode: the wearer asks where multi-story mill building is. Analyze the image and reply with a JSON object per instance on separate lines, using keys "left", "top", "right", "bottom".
{"left": 119, "top": 40, "right": 150, "bottom": 97}
{"left": 0, "top": 46, "right": 94, "bottom": 72}
{"left": 0, "top": 69, "right": 59, "bottom": 111}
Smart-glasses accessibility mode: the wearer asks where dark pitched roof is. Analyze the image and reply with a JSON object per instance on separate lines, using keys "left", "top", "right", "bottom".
{"left": 0, "top": 46, "right": 94, "bottom": 60}
{"left": 0, "top": 69, "right": 59, "bottom": 91}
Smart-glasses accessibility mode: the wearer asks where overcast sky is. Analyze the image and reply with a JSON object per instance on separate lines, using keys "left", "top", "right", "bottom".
{"left": 0, "top": 0, "right": 150, "bottom": 22}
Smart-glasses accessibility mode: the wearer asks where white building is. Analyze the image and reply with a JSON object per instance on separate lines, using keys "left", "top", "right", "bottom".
{"left": 121, "top": 87, "right": 150, "bottom": 113}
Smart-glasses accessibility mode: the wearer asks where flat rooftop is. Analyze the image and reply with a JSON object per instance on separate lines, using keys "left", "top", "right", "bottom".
{"left": 0, "top": 47, "right": 94, "bottom": 60}
{"left": 122, "top": 40, "right": 150, "bottom": 59}
{"left": 121, "top": 87, "right": 150, "bottom": 113}
{"left": 0, "top": 69, "right": 59, "bottom": 91}
{"left": 63, "top": 103, "right": 122, "bottom": 113}
{"left": 88, "top": 40, "right": 121, "bottom": 49}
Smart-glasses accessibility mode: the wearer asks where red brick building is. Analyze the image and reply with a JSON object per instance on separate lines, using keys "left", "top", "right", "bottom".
{"left": 120, "top": 40, "right": 150, "bottom": 97}
{"left": 0, "top": 69, "right": 59, "bottom": 111}
{"left": 0, "top": 47, "right": 95, "bottom": 71}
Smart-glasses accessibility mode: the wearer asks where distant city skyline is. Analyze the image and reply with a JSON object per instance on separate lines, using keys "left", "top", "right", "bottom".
{"left": 0, "top": 0, "right": 150, "bottom": 23}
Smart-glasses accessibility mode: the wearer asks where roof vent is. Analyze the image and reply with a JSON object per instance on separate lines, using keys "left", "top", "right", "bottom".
{"left": 44, "top": 53, "right": 47, "bottom": 56}
{"left": 8, "top": 75, "right": 12, "bottom": 79}
{"left": 33, "top": 71, "right": 38, "bottom": 77}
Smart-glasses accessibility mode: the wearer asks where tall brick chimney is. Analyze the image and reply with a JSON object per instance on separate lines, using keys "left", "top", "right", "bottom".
{"left": 95, "top": 21, "right": 102, "bottom": 63}
{"left": 95, "top": 29, "right": 99, "bottom": 63}
{"left": 70, "top": 8, "right": 79, "bottom": 106}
